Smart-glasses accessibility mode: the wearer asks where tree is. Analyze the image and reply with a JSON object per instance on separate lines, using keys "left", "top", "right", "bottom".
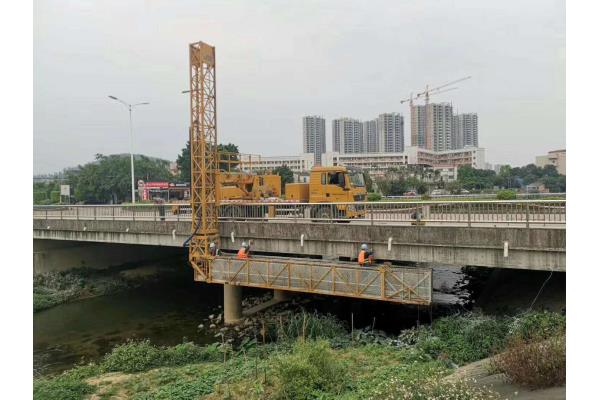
{"left": 176, "top": 141, "right": 191, "bottom": 183}
{"left": 68, "top": 154, "right": 171, "bottom": 203}
{"left": 176, "top": 142, "right": 240, "bottom": 182}
{"left": 218, "top": 143, "right": 240, "bottom": 171}
{"left": 457, "top": 166, "right": 496, "bottom": 191}
{"left": 363, "top": 170, "right": 374, "bottom": 192}
{"left": 273, "top": 165, "right": 294, "bottom": 193}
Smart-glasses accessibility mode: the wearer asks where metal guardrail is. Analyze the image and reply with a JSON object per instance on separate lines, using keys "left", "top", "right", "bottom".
{"left": 33, "top": 200, "right": 565, "bottom": 227}
{"left": 383, "top": 192, "right": 566, "bottom": 200}
{"left": 209, "top": 256, "right": 432, "bottom": 305}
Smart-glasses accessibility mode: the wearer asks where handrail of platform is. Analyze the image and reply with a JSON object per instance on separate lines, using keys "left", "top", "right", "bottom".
{"left": 208, "top": 256, "right": 433, "bottom": 305}
{"left": 33, "top": 199, "right": 565, "bottom": 227}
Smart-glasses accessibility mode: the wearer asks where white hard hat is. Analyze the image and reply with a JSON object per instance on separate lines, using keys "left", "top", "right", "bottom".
{"left": 209, "top": 242, "right": 216, "bottom": 248}
{"left": 241, "top": 242, "right": 248, "bottom": 248}
{"left": 361, "top": 243, "right": 368, "bottom": 250}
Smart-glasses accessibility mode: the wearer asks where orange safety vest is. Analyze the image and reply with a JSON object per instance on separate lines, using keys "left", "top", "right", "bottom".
{"left": 358, "top": 250, "right": 367, "bottom": 265}
{"left": 237, "top": 248, "right": 249, "bottom": 259}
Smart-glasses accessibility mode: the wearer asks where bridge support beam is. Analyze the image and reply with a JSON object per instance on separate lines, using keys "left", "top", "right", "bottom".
{"left": 223, "top": 284, "right": 243, "bottom": 325}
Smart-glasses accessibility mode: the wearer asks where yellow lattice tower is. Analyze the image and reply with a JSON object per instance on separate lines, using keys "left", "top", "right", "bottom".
{"left": 188, "top": 41, "right": 218, "bottom": 281}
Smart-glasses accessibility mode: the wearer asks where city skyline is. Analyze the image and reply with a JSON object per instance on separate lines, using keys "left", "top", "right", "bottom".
{"left": 34, "top": 0, "right": 565, "bottom": 174}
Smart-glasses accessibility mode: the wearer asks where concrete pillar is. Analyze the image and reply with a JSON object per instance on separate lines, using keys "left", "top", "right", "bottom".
{"left": 273, "top": 289, "right": 291, "bottom": 302}
{"left": 223, "top": 284, "right": 243, "bottom": 324}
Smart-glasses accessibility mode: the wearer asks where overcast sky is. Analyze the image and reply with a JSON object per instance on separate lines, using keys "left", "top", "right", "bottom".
{"left": 33, "top": 0, "right": 565, "bottom": 174}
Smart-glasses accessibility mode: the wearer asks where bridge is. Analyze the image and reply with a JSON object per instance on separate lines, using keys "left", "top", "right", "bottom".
{"left": 33, "top": 200, "right": 565, "bottom": 322}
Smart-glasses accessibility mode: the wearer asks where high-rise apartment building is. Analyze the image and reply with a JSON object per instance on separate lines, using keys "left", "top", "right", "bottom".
{"left": 377, "top": 113, "right": 404, "bottom": 153}
{"left": 410, "top": 105, "right": 427, "bottom": 148}
{"left": 362, "top": 119, "right": 378, "bottom": 153}
{"left": 452, "top": 113, "right": 478, "bottom": 149}
{"left": 427, "top": 103, "right": 454, "bottom": 152}
{"left": 302, "top": 115, "right": 326, "bottom": 165}
{"left": 332, "top": 118, "right": 363, "bottom": 154}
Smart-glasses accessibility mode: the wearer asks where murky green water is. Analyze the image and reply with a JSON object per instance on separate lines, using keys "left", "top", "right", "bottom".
{"left": 33, "top": 272, "right": 224, "bottom": 376}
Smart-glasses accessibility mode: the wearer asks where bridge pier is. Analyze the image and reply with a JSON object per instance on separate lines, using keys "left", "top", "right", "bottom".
{"left": 223, "top": 284, "right": 243, "bottom": 324}
{"left": 273, "top": 289, "right": 290, "bottom": 302}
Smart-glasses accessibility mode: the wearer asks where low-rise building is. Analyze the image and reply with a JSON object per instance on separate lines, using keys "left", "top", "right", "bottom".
{"left": 535, "top": 149, "right": 566, "bottom": 175}
{"left": 240, "top": 153, "right": 315, "bottom": 174}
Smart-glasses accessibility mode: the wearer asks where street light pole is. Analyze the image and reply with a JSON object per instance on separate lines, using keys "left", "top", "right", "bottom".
{"left": 108, "top": 96, "right": 150, "bottom": 204}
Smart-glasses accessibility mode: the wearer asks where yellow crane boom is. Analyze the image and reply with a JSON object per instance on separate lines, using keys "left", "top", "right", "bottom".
{"left": 188, "top": 41, "right": 219, "bottom": 281}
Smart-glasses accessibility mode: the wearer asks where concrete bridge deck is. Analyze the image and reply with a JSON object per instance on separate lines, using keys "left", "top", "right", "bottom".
{"left": 33, "top": 202, "right": 565, "bottom": 271}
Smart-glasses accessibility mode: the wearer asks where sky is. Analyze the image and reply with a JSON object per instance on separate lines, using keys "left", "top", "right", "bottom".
{"left": 33, "top": 0, "right": 565, "bottom": 174}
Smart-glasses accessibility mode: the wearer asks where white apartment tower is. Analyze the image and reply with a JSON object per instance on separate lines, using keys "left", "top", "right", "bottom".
{"left": 453, "top": 113, "right": 479, "bottom": 149}
{"left": 332, "top": 118, "right": 363, "bottom": 154}
{"left": 302, "top": 115, "right": 326, "bottom": 165}
{"left": 377, "top": 113, "right": 404, "bottom": 153}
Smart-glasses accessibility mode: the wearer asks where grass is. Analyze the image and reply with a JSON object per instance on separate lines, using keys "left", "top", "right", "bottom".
{"left": 33, "top": 310, "right": 567, "bottom": 400}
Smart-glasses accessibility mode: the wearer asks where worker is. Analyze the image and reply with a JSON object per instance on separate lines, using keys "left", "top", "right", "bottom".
{"left": 358, "top": 243, "right": 374, "bottom": 266}
{"left": 209, "top": 242, "right": 220, "bottom": 257}
{"left": 237, "top": 242, "right": 250, "bottom": 259}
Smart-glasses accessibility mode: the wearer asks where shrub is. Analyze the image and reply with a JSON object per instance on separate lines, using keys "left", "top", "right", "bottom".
{"left": 102, "top": 339, "right": 164, "bottom": 372}
{"left": 415, "top": 313, "right": 510, "bottom": 365}
{"left": 273, "top": 340, "right": 349, "bottom": 399}
{"left": 33, "top": 363, "right": 101, "bottom": 398}
{"left": 496, "top": 189, "right": 517, "bottom": 200}
{"left": 101, "top": 340, "right": 224, "bottom": 373}
{"left": 367, "top": 192, "right": 382, "bottom": 201}
{"left": 509, "top": 311, "right": 566, "bottom": 342}
{"left": 163, "top": 342, "right": 222, "bottom": 364}
{"left": 492, "top": 335, "right": 565, "bottom": 389}
{"left": 274, "top": 311, "right": 348, "bottom": 343}
{"left": 33, "top": 375, "right": 94, "bottom": 400}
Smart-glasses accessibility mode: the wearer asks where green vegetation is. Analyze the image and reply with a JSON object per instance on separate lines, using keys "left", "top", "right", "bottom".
{"left": 367, "top": 192, "right": 382, "bottom": 201}
{"left": 33, "top": 310, "right": 566, "bottom": 400}
{"left": 496, "top": 189, "right": 517, "bottom": 200}
{"left": 176, "top": 142, "right": 240, "bottom": 183}
{"left": 33, "top": 180, "right": 64, "bottom": 205}
{"left": 65, "top": 153, "right": 172, "bottom": 203}
{"left": 273, "top": 340, "right": 349, "bottom": 399}
{"left": 272, "top": 165, "right": 294, "bottom": 190}
{"left": 102, "top": 340, "right": 223, "bottom": 373}
{"left": 369, "top": 163, "right": 565, "bottom": 197}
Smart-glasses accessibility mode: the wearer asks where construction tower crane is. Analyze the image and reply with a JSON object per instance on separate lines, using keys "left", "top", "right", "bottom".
{"left": 187, "top": 41, "right": 218, "bottom": 282}
{"left": 401, "top": 76, "right": 471, "bottom": 150}
{"left": 399, "top": 87, "right": 459, "bottom": 105}
{"left": 416, "top": 76, "right": 471, "bottom": 105}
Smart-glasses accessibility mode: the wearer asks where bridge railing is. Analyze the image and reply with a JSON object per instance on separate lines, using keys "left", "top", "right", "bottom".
{"left": 33, "top": 199, "right": 565, "bottom": 227}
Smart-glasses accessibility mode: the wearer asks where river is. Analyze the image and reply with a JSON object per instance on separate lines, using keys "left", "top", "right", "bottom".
{"left": 33, "top": 259, "right": 481, "bottom": 377}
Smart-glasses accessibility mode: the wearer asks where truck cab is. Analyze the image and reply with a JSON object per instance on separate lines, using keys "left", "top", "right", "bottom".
{"left": 285, "top": 166, "right": 367, "bottom": 219}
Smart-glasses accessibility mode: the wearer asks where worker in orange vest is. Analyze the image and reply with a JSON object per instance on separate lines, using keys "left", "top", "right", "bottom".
{"left": 237, "top": 242, "right": 250, "bottom": 259}
{"left": 358, "top": 243, "right": 374, "bottom": 266}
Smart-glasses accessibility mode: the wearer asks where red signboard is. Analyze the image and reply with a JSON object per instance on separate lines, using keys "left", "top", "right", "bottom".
{"left": 142, "top": 181, "right": 170, "bottom": 189}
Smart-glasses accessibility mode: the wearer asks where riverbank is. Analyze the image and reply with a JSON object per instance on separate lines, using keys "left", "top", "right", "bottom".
{"left": 33, "top": 263, "right": 183, "bottom": 313}
{"left": 33, "top": 309, "right": 566, "bottom": 400}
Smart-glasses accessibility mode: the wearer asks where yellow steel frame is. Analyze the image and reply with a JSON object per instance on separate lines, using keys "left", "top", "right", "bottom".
{"left": 188, "top": 41, "right": 219, "bottom": 281}
{"left": 209, "top": 257, "right": 432, "bottom": 305}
